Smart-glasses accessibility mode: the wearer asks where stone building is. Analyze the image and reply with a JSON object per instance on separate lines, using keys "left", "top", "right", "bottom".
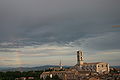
{"left": 74, "top": 50, "right": 110, "bottom": 74}
{"left": 40, "top": 69, "right": 98, "bottom": 80}
{"left": 40, "top": 50, "right": 110, "bottom": 80}
{"left": 40, "top": 70, "right": 78, "bottom": 80}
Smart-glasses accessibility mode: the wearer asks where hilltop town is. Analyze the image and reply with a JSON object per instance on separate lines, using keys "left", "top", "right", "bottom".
{"left": 40, "top": 50, "right": 120, "bottom": 80}
{"left": 0, "top": 50, "right": 120, "bottom": 80}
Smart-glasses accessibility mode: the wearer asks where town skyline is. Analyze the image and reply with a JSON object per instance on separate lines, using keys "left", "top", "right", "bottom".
{"left": 0, "top": 0, "right": 120, "bottom": 67}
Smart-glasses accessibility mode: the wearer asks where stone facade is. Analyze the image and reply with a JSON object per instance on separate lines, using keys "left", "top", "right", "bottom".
{"left": 40, "top": 70, "right": 78, "bottom": 80}
{"left": 74, "top": 50, "right": 110, "bottom": 74}
{"left": 82, "top": 62, "right": 109, "bottom": 74}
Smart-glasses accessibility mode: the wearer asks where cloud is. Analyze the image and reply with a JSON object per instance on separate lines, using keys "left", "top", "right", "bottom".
{"left": 0, "top": 0, "right": 120, "bottom": 66}
{"left": 87, "top": 50, "right": 120, "bottom": 65}
{"left": 85, "top": 32, "right": 120, "bottom": 51}
{"left": 0, "top": 0, "right": 120, "bottom": 44}
{"left": 18, "top": 43, "right": 76, "bottom": 57}
{"left": 0, "top": 56, "right": 16, "bottom": 61}
{"left": 0, "top": 49, "right": 19, "bottom": 52}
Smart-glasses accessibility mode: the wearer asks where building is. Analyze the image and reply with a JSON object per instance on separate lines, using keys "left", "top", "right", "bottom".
{"left": 40, "top": 50, "right": 110, "bottom": 80}
{"left": 74, "top": 50, "right": 110, "bottom": 74}
{"left": 40, "top": 69, "right": 78, "bottom": 80}
{"left": 40, "top": 69, "right": 99, "bottom": 80}
{"left": 89, "top": 77, "right": 100, "bottom": 80}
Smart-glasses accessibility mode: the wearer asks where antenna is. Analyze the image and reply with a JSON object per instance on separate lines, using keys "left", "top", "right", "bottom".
{"left": 59, "top": 60, "right": 62, "bottom": 69}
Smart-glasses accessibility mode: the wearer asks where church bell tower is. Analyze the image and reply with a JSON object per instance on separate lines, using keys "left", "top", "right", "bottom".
{"left": 77, "top": 50, "right": 84, "bottom": 65}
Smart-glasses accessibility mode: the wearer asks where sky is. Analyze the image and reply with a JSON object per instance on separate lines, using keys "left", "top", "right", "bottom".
{"left": 0, "top": 0, "right": 120, "bottom": 67}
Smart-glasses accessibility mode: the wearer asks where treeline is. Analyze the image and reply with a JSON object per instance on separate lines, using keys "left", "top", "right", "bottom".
{"left": 110, "top": 68, "right": 120, "bottom": 74}
{"left": 0, "top": 71, "right": 43, "bottom": 80}
{"left": 44, "top": 75, "right": 61, "bottom": 80}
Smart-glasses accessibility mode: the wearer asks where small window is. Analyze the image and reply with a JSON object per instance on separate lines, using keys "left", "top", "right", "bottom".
{"left": 106, "top": 65, "right": 108, "bottom": 67}
{"left": 102, "top": 65, "right": 104, "bottom": 67}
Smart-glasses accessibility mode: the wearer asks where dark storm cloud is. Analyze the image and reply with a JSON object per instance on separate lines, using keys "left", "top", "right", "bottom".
{"left": 0, "top": 0, "right": 120, "bottom": 50}
{"left": 85, "top": 32, "right": 120, "bottom": 51}
{"left": 69, "top": 32, "right": 120, "bottom": 52}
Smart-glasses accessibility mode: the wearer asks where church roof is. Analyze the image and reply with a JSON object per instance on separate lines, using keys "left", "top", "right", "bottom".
{"left": 83, "top": 62, "right": 108, "bottom": 65}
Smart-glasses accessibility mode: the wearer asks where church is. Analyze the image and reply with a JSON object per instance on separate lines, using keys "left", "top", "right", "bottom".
{"left": 74, "top": 50, "right": 110, "bottom": 74}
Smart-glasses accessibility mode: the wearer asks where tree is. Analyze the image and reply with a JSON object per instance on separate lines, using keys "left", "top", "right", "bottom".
{"left": 52, "top": 75, "right": 60, "bottom": 80}
{"left": 45, "top": 76, "right": 51, "bottom": 80}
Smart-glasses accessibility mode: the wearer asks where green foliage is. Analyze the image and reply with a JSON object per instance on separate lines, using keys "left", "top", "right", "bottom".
{"left": 110, "top": 68, "right": 120, "bottom": 74}
{"left": 45, "top": 76, "right": 51, "bottom": 80}
{"left": 45, "top": 75, "right": 61, "bottom": 80}
{"left": 52, "top": 75, "right": 61, "bottom": 80}
{"left": 0, "top": 70, "right": 43, "bottom": 80}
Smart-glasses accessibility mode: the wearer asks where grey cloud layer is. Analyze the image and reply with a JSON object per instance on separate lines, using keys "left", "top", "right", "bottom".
{"left": 0, "top": 0, "right": 120, "bottom": 51}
